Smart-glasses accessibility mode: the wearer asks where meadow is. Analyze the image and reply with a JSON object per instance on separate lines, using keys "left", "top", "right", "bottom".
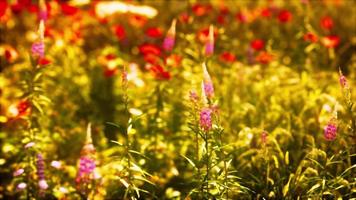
{"left": 0, "top": 0, "right": 355, "bottom": 199}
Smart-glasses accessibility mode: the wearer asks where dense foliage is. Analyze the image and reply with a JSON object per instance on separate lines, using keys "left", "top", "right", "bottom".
{"left": 0, "top": 0, "right": 355, "bottom": 199}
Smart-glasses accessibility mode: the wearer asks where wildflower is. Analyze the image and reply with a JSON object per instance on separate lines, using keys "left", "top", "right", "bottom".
{"left": 50, "top": 161, "right": 62, "bottom": 169}
{"left": 0, "top": 1, "right": 7, "bottom": 18}
{"left": 255, "top": 51, "right": 274, "bottom": 65}
{"left": 192, "top": 3, "right": 212, "bottom": 17}
{"left": 4, "top": 46, "right": 19, "bottom": 63}
{"left": 38, "top": 0, "right": 47, "bottom": 21}
{"left": 76, "top": 124, "right": 96, "bottom": 183}
{"left": 37, "top": 154, "right": 48, "bottom": 190}
{"left": 324, "top": 118, "right": 337, "bottom": 141}
{"left": 250, "top": 39, "right": 265, "bottom": 51}
{"left": 320, "top": 16, "right": 333, "bottom": 30}
{"left": 13, "top": 168, "right": 24, "bottom": 177}
{"left": 61, "top": 3, "right": 78, "bottom": 16}
{"left": 17, "top": 182, "right": 27, "bottom": 190}
{"left": 146, "top": 27, "right": 163, "bottom": 38}
{"left": 339, "top": 72, "right": 349, "bottom": 89}
{"left": 149, "top": 65, "right": 171, "bottom": 80}
{"left": 113, "top": 24, "right": 126, "bottom": 41}
{"left": 260, "top": 8, "right": 271, "bottom": 18}
{"left": 303, "top": 32, "right": 318, "bottom": 43}
{"left": 38, "top": 57, "right": 51, "bottom": 66}
{"left": 162, "top": 19, "right": 176, "bottom": 51}
{"left": 31, "top": 42, "right": 45, "bottom": 58}
{"left": 219, "top": 52, "right": 236, "bottom": 63}
{"left": 321, "top": 35, "right": 340, "bottom": 48}
{"left": 139, "top": 43, "right": 161, "bottom": 56}
{"left": 278, "top": 10, "right": 292, "bottom": 23}
{"left": 205, "top": 25, "right": 214, "bottom": 56}
{"left": 24, "top": 142, "right": 35, "bottom": 149}
{"left": 189, "top": 90, "right": 199, "bottom": 103}
{"left": 202, "top": 63, "right": 214, "bottom": 99}
{"left": 200, "top": 108, "right": 212, "bottom": 131}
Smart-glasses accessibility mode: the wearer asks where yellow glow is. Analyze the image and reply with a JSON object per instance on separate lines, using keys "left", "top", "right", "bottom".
{"left": 95, "top": 2, "right": 157, "bottom": 18}
{"left": 70, "top": 0, "right": 90, "bottom": 6}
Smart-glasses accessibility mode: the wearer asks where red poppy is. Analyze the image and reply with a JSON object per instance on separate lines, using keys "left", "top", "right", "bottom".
{"left": 217, "top": 15, "right": 226, "bottom": 25}
{"left": 250, "top": 39, "right": 265, "bottom": 51}
{"left": 260, "top": 8, "right": 271, "bottom": 18}
{"left": 145, "top": 27, "right": 163, "bottom": 38}
{"left": 139, "top": 43, "right": 161, "bottom": 56}
{"left": 113, "top": 24, "right": 126, "bottom": 41}
{"left": 143, "top": 54, "right": 160, "bottom": 65}
{"left": 10, "top": 3, "right": 23, "bottom": 14}
{"left": 179, "top": 12, "right": 190, "bottom": 24}
{"left": 11, "top": 100, "right": 31, "bottom": 118}
{"left": 320, "top": 16, "right": 333, "bottom": 30}
{"left": 38, "top": 57, "right": 51, "bottom": 66}
{"left": 197, "top": 27, "right": 218, "bottom": 43}
{"left": 278, "top": 10, "right": 292, "bottom": 23}
{"left": 255, "top": 51, "right": 274, "bottom": 64}
{"left": 219, "top": 52, "right": 236, "bottom": 63}
{"left": 4, "top": 47, "right": 19, "bottom": 63}
{"left": 0, "top": 1, "right": 7, "bottom": 17}
{"left": 129, "top": 14, "right": 147, "bottom": 27}
{"left": 104, "top": 67, "right": 118, "bottom": 78}
{"left": 235, "top": 12, "right": 247, "bottom": 23}
{"left": 165, "top": 54, "right": 182, "bottom": 67}
{"left": 61, "top": 3, "right": 78, "bottom": 16}
{"left": 192, "top": 3, "right": 212, "bottom": 17}
{"left": 303, "top": 32, "right": 318, "bottom": 43}
{"left": 321, "top": 35, "right": 340, "bottom": 48}
{"left": 149, "top": 65, "right": 171, "bottom": 80}
{"left": 27, "top": 4, "right": 38, "bottom": 13}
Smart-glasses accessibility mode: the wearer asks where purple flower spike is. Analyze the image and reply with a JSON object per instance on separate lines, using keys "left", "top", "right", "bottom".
{"left": 31, "top": 42, "right": 45, "bottom": 58}
{"left": 324, "top": 121, "right": 337, "bottom": 141}
{"left": 200, "top": 108, "right": 212, "bottom": 131}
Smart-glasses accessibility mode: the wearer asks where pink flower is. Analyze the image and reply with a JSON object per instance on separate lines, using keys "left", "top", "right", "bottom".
{"left": 77, "top": 156, "right": 96, "bottom": 181}
{"left": 17, "top": 182, "right": 27, "bottom": 190}
{"left": 13, "top": 168, "right": 24, "bottom": 177}
{"left": 339, "top": 70, "right": 349, "bottom": 89}
{"left": 202, "top": 63, "right": 214, "bottom": 99}
{"left": 31, "top": 41, "right": 44, "bottom": 58}
{"left": 50, "top": 161, "right": 62, "bottom": 169}
{"left": 24, "top": 142, "right": 35, "bottom": 148}
{"left": 324, "top": 120, "right": 337, "bottom": 141}
{"left": 39, "top": 180, "right": 48, "bottom": 190}
{"left": 189, "top": 90, "right": 199, "bottom": 103}
{"left": 162, "top": 20, "right": 176, "bottom": 51}
{"left": 205, "top": 25, "right": 214, "bottom": 56}
{"left": 200, "top": 108, "right": 212, "bottom": 131}
{"left": 37, "top": 154, "right": 48, "bottom": 190}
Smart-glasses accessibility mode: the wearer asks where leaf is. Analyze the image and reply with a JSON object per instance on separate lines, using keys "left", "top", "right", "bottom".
{"left": 307, "top": 183, "right": 320, "bottom": 194}
{"left": 283, "top": 173, "right": 294, "bottom": 197}
{"left": 181, "top": 154, "right": 198, "bottom": 170}
{"left": 106, "top": 122, "right": 121, "bottom": 129}
{"left": 110, "top": 140, "right": 123, "bottom": 146}
{"left": 285, "top": 151, "right": 289, "bottom": 165}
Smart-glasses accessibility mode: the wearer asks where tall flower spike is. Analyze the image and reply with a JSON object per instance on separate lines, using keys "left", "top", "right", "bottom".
{"left": 37, "top": 153, "right": 48, "bottom": 190}
{"left": 200, "top": 107, "right": 213, "bottom": 131}
{"left": 163, "top": 19, "right": 176, "bottom": 51}
{"left": 202, "top": 62, "right": 214, "bottom": 100}
{"left": 205, "top": 25, "right": 214, "bottom": 56}
{"left": 76, "top": 123, "right": 96, "bottom": 184}
{"left": 324, "top": 117, "right": 337, "bottom": 141}
{"left": 31, "top": 20, "right": 45, "bottom": 58}
{"left": 339, "top": 68, "right": 349, "bottom": 89}
{"left": 38, "top": 0, "right": 47, "bottom": 21}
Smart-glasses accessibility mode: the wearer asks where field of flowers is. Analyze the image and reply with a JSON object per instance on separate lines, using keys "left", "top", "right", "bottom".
{"left": 0, "top": 0, "right": 355, "bottom": 199}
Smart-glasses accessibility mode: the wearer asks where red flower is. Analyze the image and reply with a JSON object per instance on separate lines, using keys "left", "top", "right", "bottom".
{"left": 10, "top": 3, "right": 23, "bottom": 14}
{"left": 165, "top": 54, "right": 182, "bottom": 67}
{"left": 303, "top": 32, "right": 318, "bottom": 43}
{"left": 149, "top": 65, "right": 171, "bottom": 80}
{"left": 0, "top": 1, "right": 7, "bottom": 17}
{"left": 143, "top": 54, "right": 160, "bottom": 65}
{"left": 235, "top": 12, "right": 247, "bottom": 23}
{"left": 278, "top": 10, "right": 292, "bottom": 23}
{"left": 217, "top": 15, "right": 226, "bottom": 25}
{"left": 320, "top": 16, "right": 333, "bottom": 30}
{"left": 4, "top": 47, "right": 19, "bottom": 63}
{"left": 219, "top": 52, "right": 236, "bottom": 63}
{"left": 260, "top": 8, "right": 271, "bottom": 18}
{"left": 255, "top": 51, "right": 274, "bottom": 64}
{"left": 129, "top": 14, "right": 147, "bottom": 27}
{"left": 192, "top": 3, "right": 212, "bottom": 17}
{"left": 104, "top": 67, "right": 118, "bottom": 78}
{"left": 139, "top": 43, "right": 161, "bottom": 56}
{"left": 113, "top": 25, "right": 126, "bottom": 41}
{"left": 250, "top": 39, "right": 265, "bottom": 51}
{"left": 321, "top": 35, "right": 340, "bottom": 48}
{"left": 145, "top": 27, "right": 163, "bottom": 38}
{"left": 27, "top": 4, "right": 38, "bottom": 13}
{"left": 197, "top": 27, "right": 218, "bottom": 43}
{"left": 38, "top": 57, "right": 51, "bottom": 66}
{"left": 61, "top": 3, "right": 78, "bottom": 16}
{"left": 179, "top": 12, "right": 190, "bottom": 24}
